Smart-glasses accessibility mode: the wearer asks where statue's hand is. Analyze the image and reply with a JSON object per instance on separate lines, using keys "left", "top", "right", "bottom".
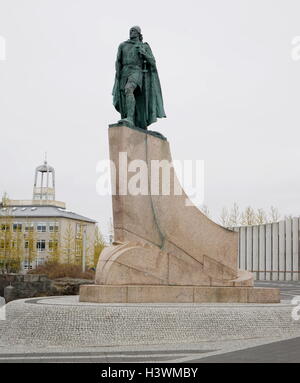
{"left": 136, "top": 45, "right": 147, "bottom": 56}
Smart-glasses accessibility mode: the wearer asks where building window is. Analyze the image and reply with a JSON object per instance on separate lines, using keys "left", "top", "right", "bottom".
{"left": 36, "top": 258, "right": 44, "bottom": 266}
{"left": 36, "top": 240, "right": 46, "bottom": 252}
{"left": 13, "top": 223, "right": 22, "bottom": 232}
{"left": 24, "top": 241, "right": 29, "bottom": 249}
{"left": 23, "top": 261, "right": 33, "bottom": 270}
{"left": 37, "top": 222, "right": 47, "bottom": 232}
{"left": 49, "top": 222, "right": 59, "bottom": 232}
{"left": 48, "top": 240, "right": 58, "bottom": 252}
{"left": 76, "top": 223, "right": 84, "bottom": 238}
{"left": 25, "top": 223, "right": 34, "bottom": 232}
{"left": 0, "top": 240, "right": 10, "bottom": 250}
{"left": 1, "top": 224, "right": 10, "bottom": 232}
{"left": 75, "top": 239, "right": 83, "bottom": 256}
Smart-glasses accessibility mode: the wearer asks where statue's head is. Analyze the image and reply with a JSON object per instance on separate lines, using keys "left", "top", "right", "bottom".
{"left": 129, "top": 26, "right": 143, "bottom": 41}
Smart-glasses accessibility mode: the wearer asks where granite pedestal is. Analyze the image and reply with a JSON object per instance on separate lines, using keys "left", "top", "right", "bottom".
{"left": 80, "top": 125, "right": 279, "bottom": 304}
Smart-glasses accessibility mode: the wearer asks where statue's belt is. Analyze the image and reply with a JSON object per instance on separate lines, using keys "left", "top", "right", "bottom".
{"left": 122, "top": 64, "right": 142, "bottom": 70}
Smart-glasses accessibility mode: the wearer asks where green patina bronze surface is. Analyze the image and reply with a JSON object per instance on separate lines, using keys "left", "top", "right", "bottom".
{"left": 112, "top": 26, "right": 166, "bottom": 130}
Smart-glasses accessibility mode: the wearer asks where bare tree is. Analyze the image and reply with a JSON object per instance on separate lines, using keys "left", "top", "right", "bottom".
{"left": 220, "top": 203, "right": 283, "bottom": 227}
{"left": 256, "top": 208, "right": 267, "bottom": 225}
{"left": 269, "top": 206, "right": 280, "bottom": 223}
{"left": 219, "top": 207, "right": 229, "bottom": 227}
{"left": 241, "top": 206, "right": 257, "bottom": 226}
{"left": 228, "top": 202, "right": 241, "bottom": 227}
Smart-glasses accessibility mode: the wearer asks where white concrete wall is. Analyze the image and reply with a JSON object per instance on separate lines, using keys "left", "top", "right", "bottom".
{"left": 237, "top": 218, "right": 300, "bottom": 281}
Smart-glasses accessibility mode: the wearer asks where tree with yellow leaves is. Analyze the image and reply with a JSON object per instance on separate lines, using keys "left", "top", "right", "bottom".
{"left": 24, "top": 223, "right": 37, "bottom": 271}
{"left": 62, "top": 223, "right": 75, "bottom": 264}
{"left": 0, "top": 194, "right": 24, "bottom": 273}
{"left": 94, "top": 225, "right": 106, "bottom": 268}
{"left": 48, "top": 223, "right": 61, "bottom": 264}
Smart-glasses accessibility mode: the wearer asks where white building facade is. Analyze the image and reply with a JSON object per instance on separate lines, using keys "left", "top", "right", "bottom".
{"left": 235, "top": 218, "right": 300, "bottom": 281}
{"left": 0, "top": 160, "right": 96, "bottom": 272}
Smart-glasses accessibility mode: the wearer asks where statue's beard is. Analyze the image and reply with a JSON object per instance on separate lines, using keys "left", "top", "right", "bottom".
{"left": 130, "top": 34, "right": 140, "bottom": 41}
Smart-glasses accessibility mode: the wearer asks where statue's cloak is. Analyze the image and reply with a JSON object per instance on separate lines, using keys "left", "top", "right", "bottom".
{"left": 112, "top": 41, "right": 166, "bottom": 130}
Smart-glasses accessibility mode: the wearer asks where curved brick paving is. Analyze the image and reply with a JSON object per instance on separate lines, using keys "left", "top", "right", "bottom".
{"left": 0, "top": 296, "right": 300, "bottom": 349}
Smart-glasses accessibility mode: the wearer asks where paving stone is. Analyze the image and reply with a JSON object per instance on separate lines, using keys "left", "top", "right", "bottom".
{"left": 0, "top": 296, "right": 299, "bottom": 350}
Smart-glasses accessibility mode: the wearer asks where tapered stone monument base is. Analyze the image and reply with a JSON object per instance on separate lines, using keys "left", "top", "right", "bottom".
{"left": 80, "top": 285, "right": 280, "bottom": 304}
{"left": 80, "top": 124, "right": 280, "bottom": 304}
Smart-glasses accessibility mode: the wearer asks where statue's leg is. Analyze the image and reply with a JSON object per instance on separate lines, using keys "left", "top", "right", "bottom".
{"left": 120, "top": 90, "right": 126, "bottom": 119}
{"left": 124, "top": 80, "right": 137, "bottom": 126}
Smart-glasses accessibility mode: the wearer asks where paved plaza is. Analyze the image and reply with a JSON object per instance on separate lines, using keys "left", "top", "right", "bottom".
{"left": 256, "top": 280, "right": 300, "bottom": 300}
{"left": 0, "top": 281, "right": 300, "bottom": 363}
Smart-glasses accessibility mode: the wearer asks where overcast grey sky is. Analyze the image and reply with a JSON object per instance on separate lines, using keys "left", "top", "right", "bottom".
{"left": 0, "top": 0, "right": 300, "bottom": 237}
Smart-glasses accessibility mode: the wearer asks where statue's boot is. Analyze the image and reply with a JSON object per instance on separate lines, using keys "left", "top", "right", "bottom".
{"left": 118, "top": 93, "right": 135, "bottom": 128}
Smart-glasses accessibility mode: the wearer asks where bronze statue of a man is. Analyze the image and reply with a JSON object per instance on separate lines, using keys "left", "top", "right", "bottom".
{"left": 112, "top": 26, "right": 166, "bottom": 130}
